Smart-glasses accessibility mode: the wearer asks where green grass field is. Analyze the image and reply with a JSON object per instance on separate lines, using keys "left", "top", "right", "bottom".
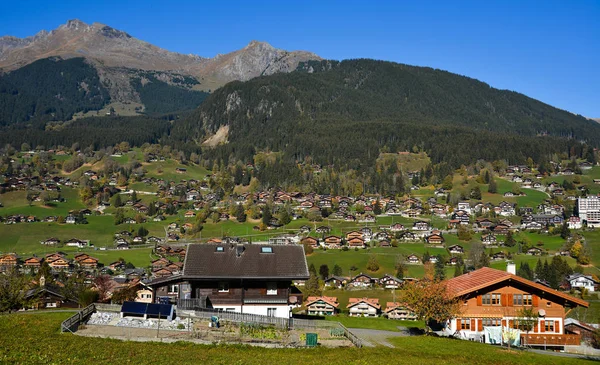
{"left": 0, "top": 313, "right": 593, "bottom": 365}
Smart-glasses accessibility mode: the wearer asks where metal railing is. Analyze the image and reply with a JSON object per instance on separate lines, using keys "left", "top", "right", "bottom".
{"left": 61, "top": 304, "right": 96, "bottom": 333}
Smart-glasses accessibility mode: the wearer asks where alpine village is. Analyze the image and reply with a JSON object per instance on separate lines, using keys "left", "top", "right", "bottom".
{"left": 1, "top": 12, "right": 600, "bottom": 365}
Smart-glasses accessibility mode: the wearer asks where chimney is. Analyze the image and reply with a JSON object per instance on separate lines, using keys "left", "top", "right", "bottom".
{"left": 506, "top": 262, "right": 516, "bottom": 275}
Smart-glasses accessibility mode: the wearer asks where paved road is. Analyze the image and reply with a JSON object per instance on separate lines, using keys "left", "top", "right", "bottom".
{"left": 348, "top": 328, "right": 408, "bottom": 347}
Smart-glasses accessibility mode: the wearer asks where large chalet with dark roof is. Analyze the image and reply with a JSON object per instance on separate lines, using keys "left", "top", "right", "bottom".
{"left": 148, "top": 243, "right": 309, "bottom": 318}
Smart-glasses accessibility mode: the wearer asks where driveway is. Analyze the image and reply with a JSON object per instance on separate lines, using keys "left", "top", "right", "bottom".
{"left": 348, "top": 328, "right": 408, "bottom": 347}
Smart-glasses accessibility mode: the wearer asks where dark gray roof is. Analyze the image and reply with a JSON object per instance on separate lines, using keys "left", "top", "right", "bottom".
{"left": 182, "top": 243, "right": 309, "bottom": 279}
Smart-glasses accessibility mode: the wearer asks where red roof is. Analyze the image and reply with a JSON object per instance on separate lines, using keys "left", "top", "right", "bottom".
{"left": 306, "top": 296, "right": 339, "bottom": 308}
{"left": 347, "top": 297, "right": 380, "bottom": 309}
{"left": 445, "top": 267, "right": 588, "bottom": 308}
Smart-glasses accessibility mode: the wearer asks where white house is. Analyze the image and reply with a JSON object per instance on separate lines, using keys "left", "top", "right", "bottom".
{"left": 567, "top": 273, "right": 597, "bottom": 292}
{"left": 347, "top": 297, "right": 380, "bottom": 317}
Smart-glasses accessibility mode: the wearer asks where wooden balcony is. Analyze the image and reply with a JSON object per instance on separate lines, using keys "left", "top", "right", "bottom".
{"left": 521, "top": 334, "right": 581, "bottom": 346}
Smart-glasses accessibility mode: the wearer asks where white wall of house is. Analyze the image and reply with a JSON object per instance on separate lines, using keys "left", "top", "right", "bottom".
{"left": 448, "top": 317, "right": 563, "bottom": 335}
{"left": 212, "top": 304, "right": 291, "bottom": 318}
{"left": 348, "top": 305, "right": 378, "bottom": 317}
{"left": 570, "top": 277, "right": 596, "bottom": 292}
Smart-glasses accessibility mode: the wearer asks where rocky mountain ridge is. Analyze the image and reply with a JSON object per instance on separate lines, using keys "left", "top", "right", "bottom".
{"left": 0, "top": 19, "right": 320, "bottom": 84}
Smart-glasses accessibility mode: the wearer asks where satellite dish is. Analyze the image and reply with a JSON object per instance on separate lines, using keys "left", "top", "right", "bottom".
{"left": 538, "top": 309, "right": 546, "bottom": 317}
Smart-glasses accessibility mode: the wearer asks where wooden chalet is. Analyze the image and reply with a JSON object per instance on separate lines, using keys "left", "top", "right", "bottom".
{"left": 148, "top": 244, "right": 309, "bottom": 318}
{"left": 445, "top": 266, "right": 588, "bottom": 348}
{"left": 349, "top": 273, "right": 375, "bottom": 288}
{"left": 347, "top": 236, "right": 366, "bottom": 248}
{"left": 324, "top": 276, "right": 346, "bottom": 289}
{"left": 384, "top": 302, "right": 417, "bottom": 320}
{"left": 425, "top": 233, "right": 445, "bottom": 244}
{"left": 323, "top": 235, "right": 342, "bottom": 249}
{"left": 379, "top": 274, "right": 403, "bottom": 289}
{"left": 0, "top": 253, "right": 19, "bottom": 270}
{"left": 301, "top": 236, "right": 319, "bottom": 249}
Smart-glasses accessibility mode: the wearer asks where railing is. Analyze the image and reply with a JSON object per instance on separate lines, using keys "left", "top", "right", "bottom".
{"left": 61, "top": 304, "right": 96, "bottom": 333}
{"left": 177, "top": 298, "right": 206, "bottom": 310}
{"left": 521, "top": 333, "right": 581, "bottom": 346}
{"left": 192, "top": 308, "right": 363, "bottom": 347}
{"left": 194, "top": 307, "right": 290, "bottom": 329}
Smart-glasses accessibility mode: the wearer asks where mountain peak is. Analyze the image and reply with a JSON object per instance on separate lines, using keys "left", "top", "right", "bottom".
{"left": 60, "top": 19, "right": 89, "bottom": 31}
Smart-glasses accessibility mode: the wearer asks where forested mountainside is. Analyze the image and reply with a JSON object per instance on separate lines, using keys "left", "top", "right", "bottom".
{"left": 0, "top": 57, "right": 209, "bottom": 125}
{"left": 0, "top": 57, "right": 109, "bottom": 126}
{"left": 172, "top": 59, "right": 599, "bottom": 169}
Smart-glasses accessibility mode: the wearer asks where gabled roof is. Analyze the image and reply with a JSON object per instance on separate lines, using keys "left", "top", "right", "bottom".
{"left": 306, "top": 296, "right": 339, "bottom": 308}
{"left": 384, "top": 302, "right": 412, "bottom": 313}
{"left": 181, "top": 243, "right": 309, "bottom": 280}
{"left": 445, "top": 267, "right": 588, "bottom": 308}
{"left": 347, "top": 297, "right": 380, "bottom": 309}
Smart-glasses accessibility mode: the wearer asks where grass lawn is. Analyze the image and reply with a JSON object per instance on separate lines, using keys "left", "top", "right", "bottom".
{"left": 324, "top": 315, "right": 425, "bottom": 331}
{"left": 141, "top": 160, "right": 210, "bottom": 182}
{"left": 0, "top": 312, "right": 593, "bottom": 365}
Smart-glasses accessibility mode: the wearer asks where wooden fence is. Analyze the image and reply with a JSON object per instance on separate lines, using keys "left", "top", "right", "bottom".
{"left": 61, "top": 304, "right": 96, "bottom": 333}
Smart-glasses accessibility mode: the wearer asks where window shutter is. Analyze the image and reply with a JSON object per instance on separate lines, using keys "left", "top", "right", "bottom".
{"left": 477, "top": 295, "right": 482, "bottom": 306}
{"left": 509, "top": 320, "right": 514, "bottom": 329}
{"left": 457, "top": 319, "right": 461, "bottom": 330}
{"left": 501, "top": 319, "right": 507, "bottom": 328}
{"left": 501, "top": 294, "right": 507, "bottom": 306}
{"left": 471, "top": 319, "right": 476, "bottom": 330}
{"left": 478, "top": 319, "right": 483, "bottom": 331}
{"left": 540, "top": 320, "right": 545, "bottom": 332}
{"left": 555, "top": 320, "right": 560, "bottom": 333}
{"left": 532, "top": 295, "right": 539, "bottom": 307}
{"left": 507, "top": 294, "right": 513, "bottom": 307}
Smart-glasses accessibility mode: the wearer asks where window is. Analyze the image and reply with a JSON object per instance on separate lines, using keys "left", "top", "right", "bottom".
{"left": 267, "top": 308, "right": 277, "bottom": 317}
{"left": 513, "top": 294, "right": 532, "bottom": 306}
{"left": 483, "top": 293, "right": 501, "bottom": 306}
{"left": 491, "top": 293, "right": 501, "bottom": 306}
{"left": 266, "top": 282, "right": 277, "bottom": 295}
{"left": 218, "top": 282, "right": 229, "bottom": 292}
{"left": 482, "top": 294, "right": 491, "bottom": 305}
{"left": 46, "top": 302, "right": 57, "bottom": 308}
{"left": 169, "top": 285, "right": 179, "bottom": 294}
{"left": 225, "top": 308, "right": 235, "bottom": 312}
{"left": 482, "top": 318, "right": 501, "bottom": 327}
{"left": 216, "top": 246, "right": 224, "bottom": 252}
{"left": 261, "top": 246, "right": 273, "bottom": 253}
{"left": 460, "top": 319, "right": 471, "bottom": 330}
{"left": 545, "top": 321, "right": 554, "bottom": 332}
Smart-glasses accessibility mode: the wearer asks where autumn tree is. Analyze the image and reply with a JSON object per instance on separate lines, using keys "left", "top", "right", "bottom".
{"left": 366, "top": 254, "right": 380, "bottom": 272}
{"left": 402, "top": 269, "right": 462, "bottom": 333}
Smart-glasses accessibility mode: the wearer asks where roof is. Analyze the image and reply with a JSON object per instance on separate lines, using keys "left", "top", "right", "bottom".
{"left": 384, "top": 302, "right": 412, "bottom": 313}
{"left": 181, "top": 243, "right": 309, "bottom": 280}
{"left": 445, "top": 267, "right": 588, "bottom": 308}
{"left": 347, "top": 297, "right": 380, "bottom": 309}
{"left": 306, "top": 296, "right": 339, "bottom": 308}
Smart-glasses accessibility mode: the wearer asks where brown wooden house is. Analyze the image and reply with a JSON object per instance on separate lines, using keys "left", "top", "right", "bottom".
{"left": 445, "top": 266, "right": 588, "bottom": 348}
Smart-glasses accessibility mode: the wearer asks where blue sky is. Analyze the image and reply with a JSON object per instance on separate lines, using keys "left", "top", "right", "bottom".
{"left": 1, "top": 0, "right": 599, "bottom": 116}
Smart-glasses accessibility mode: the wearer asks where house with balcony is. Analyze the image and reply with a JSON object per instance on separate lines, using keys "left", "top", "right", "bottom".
{"left": 305, "top": 296, "right": 339, "bottom": 316}
{"left": 384, "top": 302, "right": 417, "bottom": 320}
{"left": 347, "top": 297, "right": 381, "bottom": 317}
{"left": 148, "top": 243, "right": 309, "bottom": 318}
{"left": 445, "top": 265, "right": 588, "bottom": 349}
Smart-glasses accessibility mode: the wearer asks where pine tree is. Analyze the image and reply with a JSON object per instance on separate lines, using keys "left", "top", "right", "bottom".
{"left": 114, "top": 194, "right": 122, "bottom": 207}
{"left": 454, "top": 265, "right": 463, "bottom": 277}
{"left": 488, "top": 177, "right": 497, "bottom": 194}
{"left": 434, "top": 256, "right": 446, "bottom": 280}
{"left": 332, "top": 264, "right": 343, "bottom": 276}
{"left": 319, "top": 264, "right": 330, "bottom": 280}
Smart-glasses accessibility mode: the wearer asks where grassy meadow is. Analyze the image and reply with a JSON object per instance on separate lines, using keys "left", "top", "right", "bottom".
{"left": 0, "top": 312, "right": 593, "bottom": 365}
